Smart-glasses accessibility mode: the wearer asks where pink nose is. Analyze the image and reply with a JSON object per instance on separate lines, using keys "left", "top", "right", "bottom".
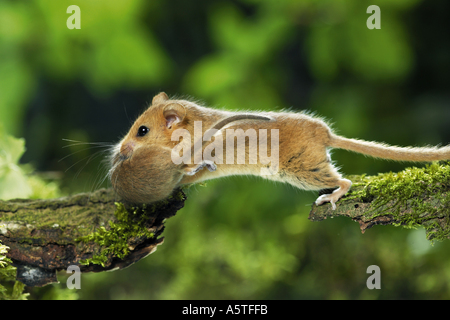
{"left": 120, "top": 141, "right": 135, "bottom": 158}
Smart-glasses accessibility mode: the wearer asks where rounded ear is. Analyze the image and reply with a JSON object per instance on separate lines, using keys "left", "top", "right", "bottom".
{"left": 163, "top": 103, "right": 186, "bottom": 129}
{"left": 152, "top": 92, "right": 169, "bottom": 105}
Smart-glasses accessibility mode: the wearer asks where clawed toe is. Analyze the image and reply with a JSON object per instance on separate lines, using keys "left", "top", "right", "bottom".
{"left": 203, "top": 160, "right": 217, "bottom": 172}
{"left": 185, "top": 160, "right": 217, "bottom": 176}
{"left": 315, "top": 194, "right": 338, "bottom": 210}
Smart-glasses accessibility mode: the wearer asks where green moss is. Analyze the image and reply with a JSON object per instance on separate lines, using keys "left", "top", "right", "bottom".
{"left": 0, "top": 236, "right": 29, "bottom": 300}
{"left": 0, "top": 240, "right": 12, "bottom": 270}
{"left": 77, "top": 202, "right": 156, "bottom": 267}
{"left": 343, "top": 161, "right": 450, "bottom": 242}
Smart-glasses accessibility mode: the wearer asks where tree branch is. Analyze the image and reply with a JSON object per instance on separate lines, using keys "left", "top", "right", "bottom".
{"left": 0, "top": 188, "right": 186, "bottom": 287}
{"left": 2, "top": 163, "right": 450, "bottom": 287}
{"left": 309, "top": 162, "right": 450, "bottom": 241}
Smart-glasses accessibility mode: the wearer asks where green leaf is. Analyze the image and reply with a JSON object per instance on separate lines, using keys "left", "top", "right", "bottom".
{"left": 0, "top": 124, "right": 31, "bottom": 200}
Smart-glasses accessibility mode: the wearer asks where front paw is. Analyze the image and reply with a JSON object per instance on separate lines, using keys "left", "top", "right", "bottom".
{"left": 203, "top": 160, "right": 217, "bottom": 172}
{"left": 185, "top": 160, "right": 217, "bottom": 176}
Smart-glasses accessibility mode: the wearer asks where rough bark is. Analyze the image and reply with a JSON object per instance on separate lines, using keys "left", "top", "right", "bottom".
{"left": 309, "top": 166, "right": 450, "bottom": 241}
{"left": 0, "top": 188, "right": 185, "bottom": 287}
{"left": 2, "top": 163, "right": 450, "bottom": 287}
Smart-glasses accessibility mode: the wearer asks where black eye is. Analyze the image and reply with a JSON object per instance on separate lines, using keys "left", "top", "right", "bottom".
{"left": 137, "top": 126, "right": 149, "bottom": 137}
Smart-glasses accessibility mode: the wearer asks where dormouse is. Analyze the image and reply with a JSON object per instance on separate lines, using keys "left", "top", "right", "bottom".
{"left": 110, "top": 92, "right": 450, "bottom": 209}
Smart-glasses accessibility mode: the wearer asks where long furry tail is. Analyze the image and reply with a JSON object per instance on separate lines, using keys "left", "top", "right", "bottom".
{"left": 329, "top": 134, "right": 450, "bottom": 162}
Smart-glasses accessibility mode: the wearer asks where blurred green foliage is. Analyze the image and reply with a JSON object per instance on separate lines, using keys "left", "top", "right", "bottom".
{"left": 0, "top": 124, "right": 60, "bottom": 200}
{"left": 1, "top": 0, "right": 450, "bottom": 299}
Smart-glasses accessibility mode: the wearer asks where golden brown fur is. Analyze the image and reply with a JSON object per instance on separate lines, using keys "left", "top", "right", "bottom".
{"left": 109, "top": 92, "right": 450, "bottom": 209}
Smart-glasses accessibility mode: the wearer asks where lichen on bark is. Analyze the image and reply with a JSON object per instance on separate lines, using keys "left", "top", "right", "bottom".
{"left": 0, "top": 188, "right": 186, "bottom": 287}
{"left": 310, "top": 161, "right": 450, "bottom": 242}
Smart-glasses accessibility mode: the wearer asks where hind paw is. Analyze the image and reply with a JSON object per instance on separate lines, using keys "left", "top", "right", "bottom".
{"left": 315, "top": 194, "right": 337, "bottom": 210}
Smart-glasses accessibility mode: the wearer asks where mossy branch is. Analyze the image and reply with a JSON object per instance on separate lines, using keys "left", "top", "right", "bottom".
{"left": 0, "top": 188, "right": 186, "bottom": 287}
{"left": 2, "top": 162, "right": 450, "bottom": 288}
{"left": 310, "top": 162, "right": 450, "bottom": 242}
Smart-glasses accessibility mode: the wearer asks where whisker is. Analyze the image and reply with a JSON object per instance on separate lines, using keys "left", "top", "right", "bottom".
{"left": 87, "top": 159, "right": 109, "bottom": 192}
{"left": 61, "top": 138, "right": 119, "bottom": 193}
{"left": 62, "top": 139, "right": 112, "bottom": 148}
{"left": 92, "top": 163, "right": 112, "bottom": 191}
{"left": 74, "top": 149, "right": 110, "bottom": 179}
{"left": 59, "top": 144, "right": 112, "bottom": 162}
{"left": 62, "top": 138, "right": 112, "bottom": 146}
{"left": 123, "top": 104, "right": 133, "bottom": 126}
{"left": 64, "top": 154, "right": 95, "bottom": 173}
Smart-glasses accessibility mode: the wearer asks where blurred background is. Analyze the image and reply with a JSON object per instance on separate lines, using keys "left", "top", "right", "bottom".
{"left": 1, "top": 0, "right": 450, "bottom": 299}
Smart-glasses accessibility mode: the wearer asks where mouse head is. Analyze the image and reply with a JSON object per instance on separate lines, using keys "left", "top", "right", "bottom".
{"left": 120, "top": 92, "right": 188, "bottom": 156}
{"left": 110, "top": 92, "right": 227, "bottom": 204}
{"left": 109, "top": 92, "right": 189, "bottom": 203}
